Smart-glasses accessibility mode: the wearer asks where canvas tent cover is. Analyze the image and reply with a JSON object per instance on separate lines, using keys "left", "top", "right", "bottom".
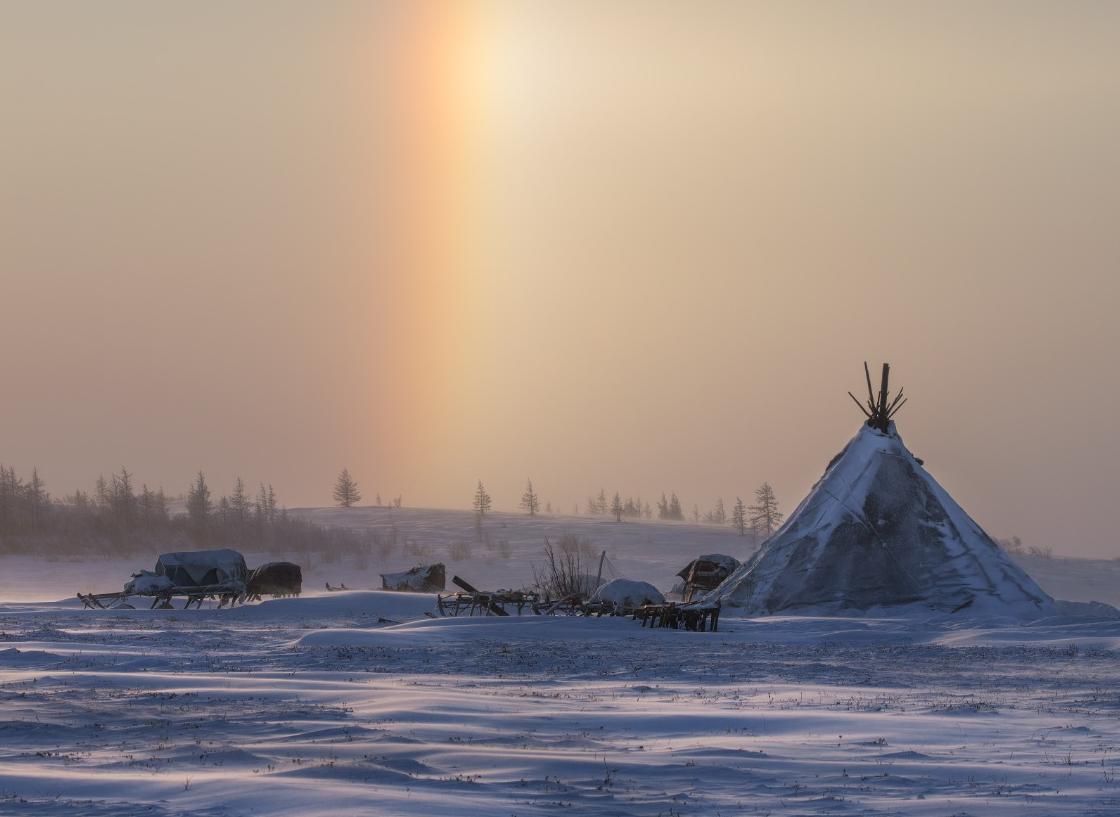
{"left": 247, "top": 562, "right": 303, "bottom": 596}
{"left": 677, "top": 554, "right": 740, "bottom": 602}
{"left": 155, "top": 549, "right": 248, "bottom": 590}
{"left": 710, "top": 423, "right": 1053, "bottom": 617}
{"left": 381, "top": 563, "right": 446, "bottom": 592}
{"left": 676, "top": 554, "right": 740, "bottom": 581}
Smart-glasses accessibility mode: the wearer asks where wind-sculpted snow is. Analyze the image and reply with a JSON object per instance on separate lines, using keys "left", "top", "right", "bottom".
{"left": 713, "top": 424, "right": 1055, "bottom": 616}
{"left": 4, "top": 595, "right": 1120, "bottom": 815}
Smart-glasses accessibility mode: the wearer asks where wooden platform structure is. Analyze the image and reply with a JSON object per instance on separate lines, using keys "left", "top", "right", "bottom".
{"left": 436, "top": 575, "right": 543, "bottom": 616}
{"left": 635, "top": 600, "right": 721, "bottom": 632}
{"left": 436, "top": 575, "right": 721, "bottom": 631}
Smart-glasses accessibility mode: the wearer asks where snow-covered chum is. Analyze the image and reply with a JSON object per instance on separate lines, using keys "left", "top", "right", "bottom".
{"left": 709, "top": 363, "right": 1055, "bottom": 618}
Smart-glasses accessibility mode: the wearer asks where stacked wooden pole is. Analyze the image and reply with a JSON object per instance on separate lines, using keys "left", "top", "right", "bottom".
{"left": 847, "top": 361, "right": 906, "bottom": 432}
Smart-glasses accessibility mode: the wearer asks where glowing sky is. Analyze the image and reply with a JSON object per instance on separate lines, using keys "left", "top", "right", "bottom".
{"left": 2, "top": 2, "right": 1119, "bottom": 555}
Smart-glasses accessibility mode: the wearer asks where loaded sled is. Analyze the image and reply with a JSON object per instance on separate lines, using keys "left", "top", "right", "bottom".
{"left": 78, "top": 549, "right": 301, "bottom": 610}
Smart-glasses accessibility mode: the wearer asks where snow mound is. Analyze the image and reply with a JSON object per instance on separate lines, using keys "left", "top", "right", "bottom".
{"left": 234, "top": 590, "right": 439, "bottom": 623}
{"left": 710, "top": 423, "right": 1054, "bottom": 618}
{"left": 590, "top": 578, "right": 665, "bottom": 609}
{"left": 298, "top": 614, "right": 648, "bottom": 647}
{"left": 123, "top": 571, "right": 173, "bottom": 595}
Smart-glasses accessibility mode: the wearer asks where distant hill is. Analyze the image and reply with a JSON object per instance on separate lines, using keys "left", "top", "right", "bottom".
{"left": 292, "top": 506, "right": 759, "bottom": 593}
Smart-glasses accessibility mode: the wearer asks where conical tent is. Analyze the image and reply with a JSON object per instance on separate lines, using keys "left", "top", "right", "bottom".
{"left": 711, "top": 366, "right": 1053, "bottom": 616}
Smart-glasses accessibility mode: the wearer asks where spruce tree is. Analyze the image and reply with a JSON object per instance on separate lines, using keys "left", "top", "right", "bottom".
{"left": 473, "top": 480, "right": 492, "bottom": 517}
{"left": 139, "top": 483, "right": 167, "bottom": 529}
{"left": 520, "top": 479, "right": 540, "bottom": 516}
{"left": 230, "top": 477, "right": 250, "bottom": 522}
{"left": 610, "top": 492, "right": 623, "bottom": 522}
{"left": 26, "top": 468, "right": 48, "bottom": 533}
{"left": 748, "top": 482, "right": 783, "bottom": 537}
{"left": 731, "top": 496, "right": 747, "bottom": 536}
{"left": 333, "top": 468, "right": 362, "bottom": 508}
{"left": 668, "top": 492, "right": 683, "bottom": 521}
{"left": 255, "top": 483, "right": 277, "bottom": 524}
{"left": 187, "top": 471, "right": 212, "bottom": 541}
{"left": 95, "top": 474, "right": 110, "bottom": 509}
{"left": 111, "top": 467, "right": 136, "bottom": 530}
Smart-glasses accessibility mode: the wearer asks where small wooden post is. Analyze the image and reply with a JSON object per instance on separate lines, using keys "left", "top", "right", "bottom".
{"left": 878, "top": 363, "right": 890, "bottom": 420}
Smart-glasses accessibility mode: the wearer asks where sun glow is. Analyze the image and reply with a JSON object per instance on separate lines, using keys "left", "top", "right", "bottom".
{"left": 392, "top": 3, "right": 493, "bottom": 477}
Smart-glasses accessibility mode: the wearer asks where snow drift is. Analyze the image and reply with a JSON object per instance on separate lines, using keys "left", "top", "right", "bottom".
{"left": 711, "top": 423, "right": 1054, "bottom": 617}
{"left": 591, "top": 578, "right": 664, "bottom": 609}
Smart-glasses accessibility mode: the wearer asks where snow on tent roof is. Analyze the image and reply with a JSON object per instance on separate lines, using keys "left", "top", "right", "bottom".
{"left": 709, "top": 364, "right": 1054, "bottom": 618}
{"left": 676, "top": 554, "right": 739, "bottom": 580}
{"left": 155, "top": 548, "right": 248, "bottom": 589}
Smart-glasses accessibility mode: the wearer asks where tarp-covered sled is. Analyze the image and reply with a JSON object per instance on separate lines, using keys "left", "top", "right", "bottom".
{"left": 156, "top": 549, "right": 248, "bottom": 591}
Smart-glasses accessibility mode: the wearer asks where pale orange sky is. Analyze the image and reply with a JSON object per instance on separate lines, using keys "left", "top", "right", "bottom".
{"left": 1, "top": 2, "right": 1118, "bottom": 556}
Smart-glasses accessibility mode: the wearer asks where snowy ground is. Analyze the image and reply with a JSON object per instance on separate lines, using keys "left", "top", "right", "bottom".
{"left": 4, "top": 596, "right": 1120, "bottom": 815}
{"left": 3, "top": 509, "right": 1120, "bottom": 816}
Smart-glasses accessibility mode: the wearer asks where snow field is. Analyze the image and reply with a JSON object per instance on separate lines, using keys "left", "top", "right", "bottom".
{"left": 4, "top": 594, "right": 1120, "bottom": 815}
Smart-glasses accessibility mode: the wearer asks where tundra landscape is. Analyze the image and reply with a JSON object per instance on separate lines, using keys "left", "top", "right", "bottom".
{"left": 4, "top": 2, "right": 1120, "bottom": 815}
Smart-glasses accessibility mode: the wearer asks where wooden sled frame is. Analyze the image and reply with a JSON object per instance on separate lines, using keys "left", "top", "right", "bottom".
{"left": 78, "top": 583, "right": 246, "bottom": 611}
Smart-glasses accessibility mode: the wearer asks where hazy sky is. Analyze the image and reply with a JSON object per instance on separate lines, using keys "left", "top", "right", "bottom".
{"left": 2, "top": 2, "right": 1118, "bottom": 556}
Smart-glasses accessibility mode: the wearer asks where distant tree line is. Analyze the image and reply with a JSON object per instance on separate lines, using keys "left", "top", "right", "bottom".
{"left": 997, "top": 535, "right": 1053, "bottom": 560}
{"left": 0, "top": 464, "right": 372, "bottom": 559}
{"left": 468, "top": 476, "right": 784, "bottom": 539}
